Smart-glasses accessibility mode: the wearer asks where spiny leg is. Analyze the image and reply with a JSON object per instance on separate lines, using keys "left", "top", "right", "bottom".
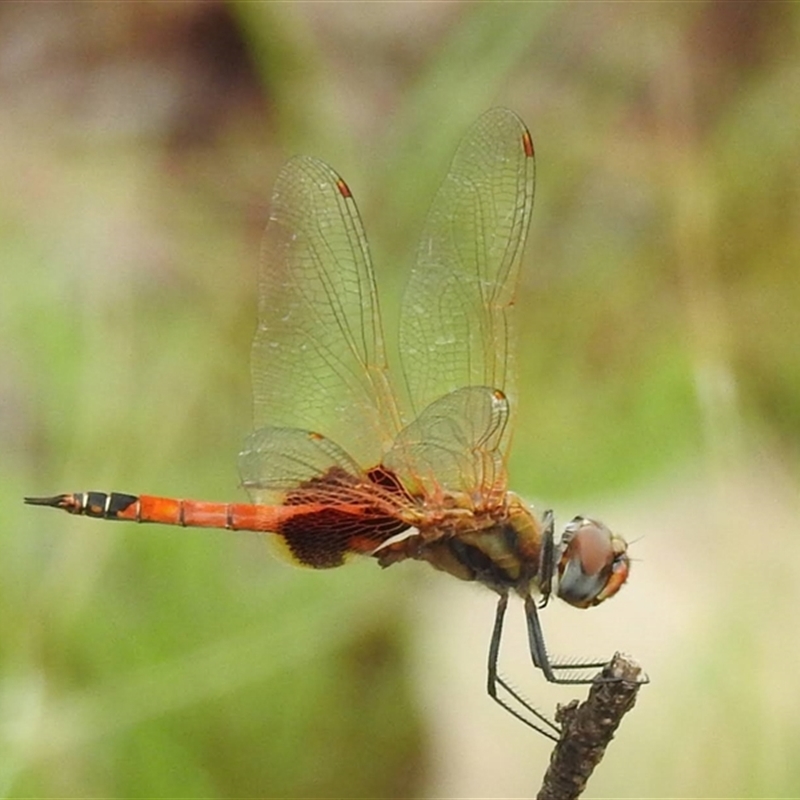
{"left": 486, "top": 593, "right": 560, "bottom": 740}
{"left": 536, "top": 509, "right": 556, "bottom": 609}
{"left": 524, "top": 594, "right": 613, "bottom": 684}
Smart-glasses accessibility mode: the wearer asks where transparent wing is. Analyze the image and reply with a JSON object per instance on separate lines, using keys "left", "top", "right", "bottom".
{"left": 399, "top": 108, "right": 535, "bottom": 428}
{"left": 239, "top": 426, "right": 364, "bottom": 505}
{"left": 252, "top": 156, "right": 401, "bottom": 468}
{"left": 382, "top": 386, "right": 510, "bottom": 503}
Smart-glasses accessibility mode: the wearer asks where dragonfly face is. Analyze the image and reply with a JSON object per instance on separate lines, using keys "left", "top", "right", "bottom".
{"left": 555, "top": 517, "right": 631, "bottom": 609}
{"left": 26, "top": 108, "right": 645, "bottom": 739}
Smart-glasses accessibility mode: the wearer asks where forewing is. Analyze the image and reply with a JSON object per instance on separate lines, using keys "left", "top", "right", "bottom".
{"left": 399, "top": 108, "right": 535, "bottom": 425}
{"left": 253, "top": 156, "right": 401, "bottom": 467}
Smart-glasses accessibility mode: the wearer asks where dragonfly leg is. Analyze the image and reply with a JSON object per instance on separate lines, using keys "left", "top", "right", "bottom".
{"left": 536, "top": 509, "right": 556, "bottom": 609}
{"left": 524, "top": 594, "right": 618, "bottom": 684}
{"left": 486, "top": 593, "right": 560, "bottom": 740}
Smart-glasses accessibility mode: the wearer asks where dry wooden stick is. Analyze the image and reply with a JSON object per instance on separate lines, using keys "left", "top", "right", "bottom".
{"left": 537, "top": 652, "right": 645, "bottom": 800}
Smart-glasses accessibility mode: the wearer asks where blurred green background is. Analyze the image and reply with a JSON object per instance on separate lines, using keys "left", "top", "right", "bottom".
{"left": 2, "top": 3, "right": 799, "bottom": 797}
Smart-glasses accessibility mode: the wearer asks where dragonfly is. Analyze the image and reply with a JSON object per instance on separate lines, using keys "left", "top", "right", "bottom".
{"left": 26, "top": 108, "right": 641, "bottom": 740}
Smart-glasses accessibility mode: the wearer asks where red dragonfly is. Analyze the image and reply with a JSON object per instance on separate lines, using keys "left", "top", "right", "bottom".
{"left": 26, "top": 108, "right": 640, "bottom": 740}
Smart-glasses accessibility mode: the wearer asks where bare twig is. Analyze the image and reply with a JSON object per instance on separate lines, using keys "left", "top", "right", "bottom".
{"left": 536, "top": 652, "right": 645, "bottom": 800}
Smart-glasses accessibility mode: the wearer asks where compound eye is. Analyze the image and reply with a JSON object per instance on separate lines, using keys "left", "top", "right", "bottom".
{"left": 556, "top": 517, "right": 630, "bottom": 608}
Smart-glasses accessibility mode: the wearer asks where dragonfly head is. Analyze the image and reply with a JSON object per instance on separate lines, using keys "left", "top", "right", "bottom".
{"left": 555, "top": 516, "right": 630, "bottom": 608}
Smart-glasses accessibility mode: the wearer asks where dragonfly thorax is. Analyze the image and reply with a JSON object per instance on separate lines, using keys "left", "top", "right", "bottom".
{"left": 375, "top": 492, "right": 547, "bottom": 595}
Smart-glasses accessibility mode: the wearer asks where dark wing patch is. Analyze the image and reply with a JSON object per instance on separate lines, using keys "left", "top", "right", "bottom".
{"left": 276, "top": 464, "right": 413, "bottom": 569}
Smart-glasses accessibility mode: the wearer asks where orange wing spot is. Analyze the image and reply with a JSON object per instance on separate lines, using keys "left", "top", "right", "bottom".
{"left": 522, "top": 130, "right": 534, "bottom": 158}
{"left": 336, "top": 178, "right": 352, "bottom": 198}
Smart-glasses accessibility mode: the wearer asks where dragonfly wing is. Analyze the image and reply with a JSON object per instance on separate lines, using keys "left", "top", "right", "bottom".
{"left": 239, "top": 427, "right": 411, "bottom": 567}
{"left": 399, "top": 108, "right": 535, "bottom": 425}
{"left": 382, "top": 386, "right": 510, "bottom": 502}
{"left": 239, "top": 426, "right": 364, "bottom": 505}
{"left": 253, "top": 156, "right": 401, "bottom": 468}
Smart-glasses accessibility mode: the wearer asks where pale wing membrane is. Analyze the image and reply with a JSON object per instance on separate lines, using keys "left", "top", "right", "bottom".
{"left": 399, "top": 108, "right": 535, "bottom": 424}
{"left": 382, "top": 387, "right": 509, "bottom": 502}
{"left": 253, "top": 156, "right": 400, "bottom": 468}
{"left": 239, "top": 427, "right": 364, "bottom": 505}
